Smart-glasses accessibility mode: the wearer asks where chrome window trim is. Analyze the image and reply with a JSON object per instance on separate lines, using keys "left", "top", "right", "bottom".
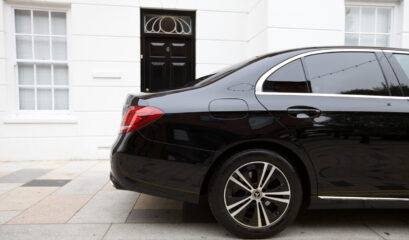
{"left": 254, "top": 48, "right": 406, "bottom": 98}
{"left": 256, "top": 91, "right": 409, "bottom": 100}
{"left": 383, "top": 50, "right": 409, "bottom": 55}
{"left": 319, "top": 196, "right": 409, "bottom": 201}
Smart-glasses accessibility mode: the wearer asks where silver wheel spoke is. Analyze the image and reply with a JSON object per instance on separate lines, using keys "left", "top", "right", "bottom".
{"left": 264, "top": 191, "right": 290, "bottom": 196}
{"left": 256, "top": 201, "right": 262, "bottom": 227}
{"left": 231, "top": 198, "right": 253, "bottom": 217}
{"left": 258, "top": 163, "right": 268, "bottom": 188}
{"left": 260, "top": 166, "right": 276, "bottom": 190}
{"left": 227, "top": 196, "right": 252, "bottom": 210}
{"left": 235, "top": 170, "right": 254, "bottom": 191}
{"left": 229, "top": 176, "right": 252, "bottom": 192}
{"left": 264, "top": 195, "right": 290, "bottom": 204}
{"left": 259, "top": 201, "right": 270, "bottom": 226}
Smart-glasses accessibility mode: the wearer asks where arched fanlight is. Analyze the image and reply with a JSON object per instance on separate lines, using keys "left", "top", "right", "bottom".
{"left": 144, "top": 15, "right": 192, "bottom": 35}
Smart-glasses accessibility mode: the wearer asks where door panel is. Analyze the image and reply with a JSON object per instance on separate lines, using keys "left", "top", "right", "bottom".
{"left": 258, "top": 93, "right": 409, "bottom": 198}
{"left": 171, "top": 43, "right": 187, "bottom": 57}
{"left": 170, "top": 62, "right": 189, "bottom": 88}
{"left": 149, "top": 62, "right": 167, "bottom": 91}
{"left": 149, "top": 42, "right": 166, "bottom": 57}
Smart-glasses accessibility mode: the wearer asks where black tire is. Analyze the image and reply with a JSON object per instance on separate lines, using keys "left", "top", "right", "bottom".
{"left": 208, "top": 149, "right": 303, "bottom": 239}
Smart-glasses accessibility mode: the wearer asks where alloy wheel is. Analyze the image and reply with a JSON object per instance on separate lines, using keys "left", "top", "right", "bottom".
{"left": 223, "top": 161, "right": 291, "bottom": 228}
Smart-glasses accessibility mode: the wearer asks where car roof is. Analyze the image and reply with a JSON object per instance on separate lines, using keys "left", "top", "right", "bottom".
{"left": 253, "top": 46, "right": 409, "bottom": 63}
{"left": 291, "top": 46, "right": 408, "bottom": 52}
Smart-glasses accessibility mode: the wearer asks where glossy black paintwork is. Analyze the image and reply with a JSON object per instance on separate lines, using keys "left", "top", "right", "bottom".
{"left": 111, "top": 46, "right": 409, "bottom": 208}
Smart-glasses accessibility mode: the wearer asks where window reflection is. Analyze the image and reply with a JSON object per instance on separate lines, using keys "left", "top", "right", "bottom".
{"left": 263, "top": 59, "right": 310, "bottom": 93}
{"left": 305, "top": 52, "right": 388, "bottom": 96}
{"left": 392, "top": 54, "right": 409, "bottom": 96}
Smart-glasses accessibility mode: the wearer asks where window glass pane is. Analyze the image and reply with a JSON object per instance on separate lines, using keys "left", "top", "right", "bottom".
{"left": 361, "top": 8, "right": 376, "bottom": 33}
{"left": 18, "top": 63, "right": 34, "bottom": 85}
{"left": 36, "top": 64, "right": 51, "bottom": 85}
{"left": 33, "top": 11, "right": 49, "bottom": 34}
{"left": 263, "top": 59, "right": 308, "bottom": 93}
{"left": 54, "top": 89, "right": 68, "bottom": 110}
{"left": 393, "top": 54, "right": 409, "bottom": 83}
{"left": 345, "top": 33, "right": 359, "bottom": 46}
{"left": 16, "top": 35, "right": 32, "bottom": 59}
{"left": 376, "top": 35, "right": 390, "bottom": 47}
{"left": 34, "top": 36, "right": 50, "bottom": 60}
{"left": 54, "top": 65, "right": 68, "bottom": 85}
{"left": 37, "top": 88, "right": 52, "bottom": 110}
{"left": 305, "top": 52, "right": 388, "bottom": 96}
{"left": 360, "top": 34, "right": 375, "bottom": 46}
{"left": 52, "top": 37, "right": 67, "bottom": 60}
{"left": 345, "top": 7, "right": 359, "bottom": 32}
{"left": 15, "top": 10, "right": 31, "bottom": 33}
{"left": 19, "top": 88, "right": 35, "bottom": 109}
{"left": 51, "top": 12, "right": 66, "bottom": 35}
{"left": 377, "top": 8, "right": 391, "bottom": 33}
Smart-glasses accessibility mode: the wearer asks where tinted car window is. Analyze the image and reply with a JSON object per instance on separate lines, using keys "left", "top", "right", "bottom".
{"left": 393, "top": 54, "right": 409, "bottom": 94}
{"left": 263, "top": 59, "right": 309, "bottom": 93}
{"left": 305, "top": 52, "right": 389, "bottom": 96}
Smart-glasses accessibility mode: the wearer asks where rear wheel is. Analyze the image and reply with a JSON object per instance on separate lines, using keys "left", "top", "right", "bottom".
{"left": 208, "top": 149, "right": 302, "bottom": 239}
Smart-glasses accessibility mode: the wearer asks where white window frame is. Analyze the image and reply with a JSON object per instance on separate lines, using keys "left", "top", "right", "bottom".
{"left": 10, "top": 4, "right": 72, "bottom": 117}
{"left": 345, "top": 1, "right": 400, "bottom": 47}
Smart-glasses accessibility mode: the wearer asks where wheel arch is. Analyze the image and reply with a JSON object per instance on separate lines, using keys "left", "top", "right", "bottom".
{"left": 200, "top": 140, "right": 317, "bottom": 208}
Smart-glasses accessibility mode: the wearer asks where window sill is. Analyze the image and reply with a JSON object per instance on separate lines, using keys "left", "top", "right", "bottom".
{"left": 3, "top": 114, "right": 78, "bottom": 124}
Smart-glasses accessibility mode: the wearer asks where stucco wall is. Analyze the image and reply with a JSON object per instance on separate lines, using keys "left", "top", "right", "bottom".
{"left": 0, "top": 0, "right": 407, "bottom": 161}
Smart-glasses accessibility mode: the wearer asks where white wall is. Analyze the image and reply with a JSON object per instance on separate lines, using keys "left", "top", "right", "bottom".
{"left": 266, "top": 0, "right": 345, "bottom": 52}
{"left": 0, "top": 0, "right": 408, "bottom": 161}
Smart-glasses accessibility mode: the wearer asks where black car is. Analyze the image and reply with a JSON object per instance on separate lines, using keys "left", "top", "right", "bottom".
{"left": 111, "top": 46, "right": 409, "bottom": 238}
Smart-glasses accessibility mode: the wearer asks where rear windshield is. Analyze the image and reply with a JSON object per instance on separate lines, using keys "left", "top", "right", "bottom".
{"left": 191, "top": 57, "right": 258, "bottom": 87}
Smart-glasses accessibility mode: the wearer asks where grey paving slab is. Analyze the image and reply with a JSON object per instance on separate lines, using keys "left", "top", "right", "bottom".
{"left": 0, "top": 224, "right": 110, "bottom": 240}
{"left": 362, "top": 214, "right": 409, "bottom": 240}
{"left": 0, "top": 211, "right": 21, "bottom": 224}
{"left": 0, "top": 183, "right": 23, "bottom": 195}
{"left": 48, "top": 161, "right": 99, "bottom": 175}
{"left": 275, "top": 225, "right": 383, "bottom": 240}
{"left": 103, "top": 223, "right": 232, "bottom": 240}
{"left": 126, "top": 209, "right": 183, "bottom": 223}
{"left": 69, "top": 190, "right": 139, "bottom": 223}
{"left": 369, "top": 224, "right": 409, "bottom": 240}
{"left": 22, "top": 179, "right": 70, "bottom": 187}
{"left": 0, "top": 162, "right": 33, "bottom": 172}
{"left": 0, "top": 169, "right": 50, "bottom": 183}
{"left": 53, "top": 170, "right": 108, "bottom": 195}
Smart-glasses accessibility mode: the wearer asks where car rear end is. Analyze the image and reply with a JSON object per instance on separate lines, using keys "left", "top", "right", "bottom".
{"left": 110, "top": 94, "right": 164, "bottom": 188}
{"left": 110, "top": 90, "right": 216, "bottom": 203}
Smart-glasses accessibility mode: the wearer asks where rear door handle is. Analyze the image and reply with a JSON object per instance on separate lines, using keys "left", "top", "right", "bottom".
{"left": 287, "top": 106, "right": 321, "bottom": 118}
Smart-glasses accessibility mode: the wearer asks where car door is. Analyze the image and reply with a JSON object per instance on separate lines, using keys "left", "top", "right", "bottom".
{"left": 256, "top": 50, "right": 409, "bottom": 199}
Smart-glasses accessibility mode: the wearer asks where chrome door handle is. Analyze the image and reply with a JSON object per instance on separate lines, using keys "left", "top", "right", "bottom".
{"left": 287, "top": 106, "right": 321, "bottom": 118}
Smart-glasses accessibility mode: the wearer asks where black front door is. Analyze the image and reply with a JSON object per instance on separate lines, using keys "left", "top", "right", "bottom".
{"left": 143, "top": 37, "right": 193, "bottom": 92}
{"left": 141, "top": 9, "right": 195, "bottom": 92}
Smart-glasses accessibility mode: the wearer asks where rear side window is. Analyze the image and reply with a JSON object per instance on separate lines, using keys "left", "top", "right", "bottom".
{"left": 263, "top": 59, "right": 309, "bottom": 93}
{"left": 392, "top": 54, "right": 409, "bottom": 94}
{"left": 304, "top": 52, "right": 389, "bottom": 96}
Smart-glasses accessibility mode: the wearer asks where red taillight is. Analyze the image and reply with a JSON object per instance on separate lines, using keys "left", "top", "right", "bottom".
{"left": 120, "top": 106, "right": 163, "bottom": 134}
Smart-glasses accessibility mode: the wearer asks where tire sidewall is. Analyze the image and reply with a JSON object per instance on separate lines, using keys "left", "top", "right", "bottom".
{"left": 208, "top": 149, "right": 303, "bottom": 239}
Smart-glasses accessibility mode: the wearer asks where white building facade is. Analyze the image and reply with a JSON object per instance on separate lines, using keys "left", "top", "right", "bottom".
{"left": 0, "top": 0, "right": 408, "bottom": 161}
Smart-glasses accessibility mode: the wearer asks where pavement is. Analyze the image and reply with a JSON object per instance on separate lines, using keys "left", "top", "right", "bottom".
{"left": 0, "top": 160, "right": 409, "bottom": 239}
